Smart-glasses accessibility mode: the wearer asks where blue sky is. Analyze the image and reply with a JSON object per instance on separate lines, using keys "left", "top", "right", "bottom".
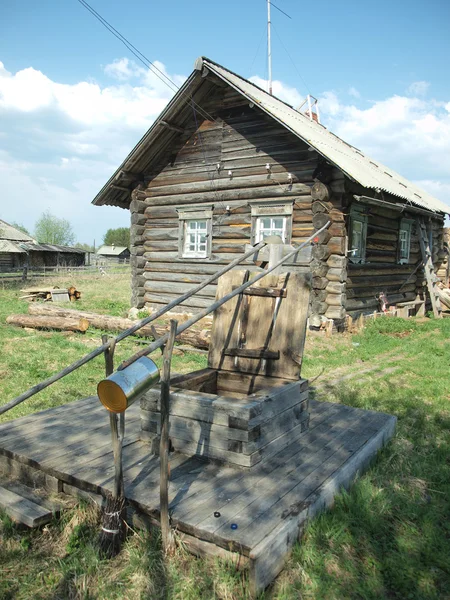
{"left": 1, "top": 0, "right": 449, "bottom": 244}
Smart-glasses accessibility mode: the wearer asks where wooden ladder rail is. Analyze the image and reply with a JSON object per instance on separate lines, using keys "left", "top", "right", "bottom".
{"left": 0, "top": 241, "right": 266, "bottom": 416}
{"left": 119, "top": 223, "right": 330, "bottom": 370}
{"left": 417, "top": 218, "right": 442, "bottom": 318}
{"left": 1, "top": 222, "right": 330, "bottom": 417}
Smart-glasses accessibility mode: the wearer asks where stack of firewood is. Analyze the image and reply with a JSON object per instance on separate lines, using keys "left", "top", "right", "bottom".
{"left": 19, "top": 286, "right": 81, "bottom": 302}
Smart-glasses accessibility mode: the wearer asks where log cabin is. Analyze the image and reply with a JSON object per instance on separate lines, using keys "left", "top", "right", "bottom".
{"left": 92, "top": 57, "right": 450, "bottom": 326}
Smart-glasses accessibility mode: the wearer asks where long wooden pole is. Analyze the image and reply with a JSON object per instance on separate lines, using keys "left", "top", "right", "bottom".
{"left": 160, "top": 319, "right": 177, "bottom": 554}
{"left": 102, "top": 335, "right": 123, "bottom": 499}
{"left": 120, "top": 222, "right": 330, "bottom": 369}
{"left": 0, "top": 241, "right": 266, "bottom": 416}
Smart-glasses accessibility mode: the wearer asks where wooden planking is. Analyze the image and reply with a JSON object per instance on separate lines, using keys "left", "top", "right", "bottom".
{"left": 0, "top": 396, "right": 395, "bottom": 594}
{"left": 0, "top": 485, "right": 54, "bottom": 527}
{"left": 208, "top": 270, "right": 310, "bottom": 379}
{"left": 248, "top": 413, "right": 397, "bottom": 594}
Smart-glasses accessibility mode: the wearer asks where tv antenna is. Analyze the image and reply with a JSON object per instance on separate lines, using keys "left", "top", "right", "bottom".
{"left": 267, "top": 1, "right": 291, "bottom": 96}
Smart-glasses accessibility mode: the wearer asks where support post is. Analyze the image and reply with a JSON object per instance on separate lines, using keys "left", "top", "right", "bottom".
{"left": 160, "top": 319, "right": 177, "bottom": 554}
{"left": 102, "top": 334, "right": 124, "bottom": 498}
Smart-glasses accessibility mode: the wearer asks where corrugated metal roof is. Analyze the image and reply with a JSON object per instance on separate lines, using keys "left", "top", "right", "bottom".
{"left": 0, "top": 219, "right": 35, "bottom": 242}
{"left": 24, "top": 243, "right": 85, "bottom": 254}
{"left": 91, "top": 56, "right": 449, "bottom": 215}
{"left": 203, "top": 58, "right": 449, "bottom": 214}
{"left": 97, "top": 245, "right": 129, "bottom": 256}
{"left": 0, "top": 240, "right": 26, "bottom": 253}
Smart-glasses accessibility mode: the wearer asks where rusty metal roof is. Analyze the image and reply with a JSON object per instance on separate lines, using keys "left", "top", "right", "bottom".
{"left": 92, "top": 57, "right": 449, "bottom": 215}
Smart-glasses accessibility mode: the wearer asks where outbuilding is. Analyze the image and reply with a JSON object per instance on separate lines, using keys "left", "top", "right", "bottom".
{"left": 92, "top": 57, "right": 449, "bottom": 325}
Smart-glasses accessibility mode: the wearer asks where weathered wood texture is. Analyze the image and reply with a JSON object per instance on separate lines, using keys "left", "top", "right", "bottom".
{"left": 0, "top": 394, "right": 396, "bottom": 594}
{"left": 345, "top": 203, "right": 445, "bottom": 316}
{"left": 129, "top": 101, "right": 318, "bottom": 312}
{"left": 125, "top": 84, "right": 446, "bottom": 322}
{"left": 6, "top": 314, "right": 89, "bottom": 333}
{"left": 27, "top": 304, "right": 210, "bottom": 349}
{"left": 142, "top": 373, "right": 309, "bottom": 467}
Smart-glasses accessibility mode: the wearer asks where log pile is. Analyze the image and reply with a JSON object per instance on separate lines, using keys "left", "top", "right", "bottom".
{"left": 19, "top": 286, "right": 81, "bottom": 302}
{"left": 26, "top": 304, "right": 210, "bottom": 348}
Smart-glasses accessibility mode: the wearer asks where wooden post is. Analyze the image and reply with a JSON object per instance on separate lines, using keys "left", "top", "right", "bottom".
{"left": 102, "top": 334, "right": 124, "bottom": 499}
{"left": 160, "top": 320, "right": 177, "bottom": 554}
{"left": 1, "top": 241, "right": 267, "bottom": 417}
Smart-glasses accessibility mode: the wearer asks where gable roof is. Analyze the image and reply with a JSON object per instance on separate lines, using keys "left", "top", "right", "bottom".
{"left": 0, "top": 219, "right": 35, "bottom": 243}
{"left": 92, "top": 57, "right": 449, "bottom": 215}
{"left": 97, "top": 245, "right": 129, "bottom": 256}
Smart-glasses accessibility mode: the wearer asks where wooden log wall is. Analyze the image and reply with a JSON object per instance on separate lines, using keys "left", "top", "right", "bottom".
{"left": 309, "top": 170, "right": 348, "bottom": 326}
{"left": 125, "top": 75, "right": 447, "bottom": 321}
{"left": 345, "top": 201, "right": 445, "bottom": 316}
{"left": 129, "top": 91, "right": 320, "bottom": 313}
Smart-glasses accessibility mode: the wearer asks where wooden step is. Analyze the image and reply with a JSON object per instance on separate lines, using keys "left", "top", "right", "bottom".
{"left": 0, "top": 483, "right": 57, "bottom": 528}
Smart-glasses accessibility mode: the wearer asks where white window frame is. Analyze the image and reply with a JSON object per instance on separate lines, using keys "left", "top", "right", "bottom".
{"left": 398, "top": 218, "right": 413, "bottom": 264}
{"left": 349, "top": 205, "right": 368, "bottom": 264}
{"left": 250, "top": 201, "right": 293, "bottom": 245}
{"left": 177, "top": 206, "right": 213, "bottom": 259}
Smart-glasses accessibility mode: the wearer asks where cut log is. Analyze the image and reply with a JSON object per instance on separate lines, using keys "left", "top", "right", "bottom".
{"left": 27, "top": 304, "right": 210, "bottom": 349}
{"left": 311, "top": 181, "right": 330, "bottom": 202}
{"left": 6, "top": 314, "right": 89, "bottom": 333}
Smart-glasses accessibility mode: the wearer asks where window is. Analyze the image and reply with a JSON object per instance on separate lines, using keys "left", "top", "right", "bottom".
{"left": 256, "top": 216, "right": 287, "bottom": 243}
{"left": 250, "top": 202, "right": 293, "bottom": 245}
{"left": 398, "top": 219, "right": 413, "bottom": 264}
{"left": 183, "top": 219, "right": 208, "bottom": 257}
{"left": 349, "top": 205, "right": 368, "bottom": 263}
{"left": 177, "top": 206, "right": 212, "bottom": 259}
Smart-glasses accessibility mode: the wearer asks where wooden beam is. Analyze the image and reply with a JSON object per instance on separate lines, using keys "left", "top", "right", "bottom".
{"left": 159, "top": 121, "right": 184, "bottom": 134}
{"left": 160, "top": 319, "right": 177, "bottom": 554}
{"left": 223, "top": 348, "right": 280, "bottom": 360}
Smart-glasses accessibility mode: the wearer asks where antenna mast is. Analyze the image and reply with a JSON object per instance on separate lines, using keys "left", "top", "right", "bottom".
{"left": 267, "top": 0, "right": 272, "bottom": 95}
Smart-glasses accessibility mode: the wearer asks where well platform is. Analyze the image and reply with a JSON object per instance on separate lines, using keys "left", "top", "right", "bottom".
{"left": 0, "top": 396, "right": 396, "bottom": 594}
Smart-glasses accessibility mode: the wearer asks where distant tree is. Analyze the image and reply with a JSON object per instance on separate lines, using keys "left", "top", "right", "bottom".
{"left": 34, "top": 211, "right": 75, "bottom": 246}
{"left": 11, "top": 222, "right": 30, "bottom": 235}
{"left": 103, "top": 227, "right": 130, "bottom": 248}
{"left": 75, "top": 242, "right": 95, "bottom": 252}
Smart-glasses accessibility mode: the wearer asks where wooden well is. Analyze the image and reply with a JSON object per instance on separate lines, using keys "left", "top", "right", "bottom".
{"left": 141, "top": 268, "right": 311, "bottom": 467}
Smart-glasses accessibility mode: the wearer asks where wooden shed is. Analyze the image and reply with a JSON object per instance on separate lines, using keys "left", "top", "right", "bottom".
{"left": 92, "top": 57, "right": 450, "bottom": 325}
{"left": 0, "top": 220, "right": 85, "bottom": 270}
{"left": 96, "top": 245, "right": 131, "bottom": 264}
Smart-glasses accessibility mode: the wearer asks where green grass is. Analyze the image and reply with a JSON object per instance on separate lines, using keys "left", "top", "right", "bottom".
{"left": 1, "top": 275, "right": 450, "bottom": 598}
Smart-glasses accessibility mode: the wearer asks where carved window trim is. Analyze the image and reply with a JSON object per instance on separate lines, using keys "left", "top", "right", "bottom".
{"left": 249, "top": 201, "right": 293, "bottom": 245}
{"left": 177, "top": 205, "right": 213, "bottom": 259}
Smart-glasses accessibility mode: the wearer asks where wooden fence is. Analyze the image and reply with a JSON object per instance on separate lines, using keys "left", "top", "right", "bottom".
{"left": 0, "top": 264, "right": 131, "bottom": 283}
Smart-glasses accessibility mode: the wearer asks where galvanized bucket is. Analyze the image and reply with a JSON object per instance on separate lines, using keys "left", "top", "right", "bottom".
{"left": 97, "top": 356, "right": 160, "bottom": 413}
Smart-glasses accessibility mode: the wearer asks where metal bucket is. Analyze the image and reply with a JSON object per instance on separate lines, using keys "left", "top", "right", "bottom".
{"left": 97, "top": 356, "right": 160, "bottom": 413}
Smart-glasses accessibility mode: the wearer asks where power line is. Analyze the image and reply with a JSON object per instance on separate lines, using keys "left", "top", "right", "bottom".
{"left": 75, "top": 0, "right": 216, "bottom": 123}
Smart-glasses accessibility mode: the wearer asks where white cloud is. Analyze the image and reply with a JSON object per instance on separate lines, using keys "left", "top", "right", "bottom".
{"left": 318, "top": 90, "right": 450, "bottom": 207}
{"left": 0, "top": 57, "right": 449, "bottom": 247}
{"left": 104, "top": 57, "right": 141, "bottom": 81}
{"left": 348, "top": 86, "right": 360, "bottom": 99}
{"left": 407, "top": 80, "right": 430, "bottom": 96}
{"left": 0, "top": 58, "right": 187, "bottom": 243}
{"left": 249, "top": 75, "right": 303, "bottom": 107}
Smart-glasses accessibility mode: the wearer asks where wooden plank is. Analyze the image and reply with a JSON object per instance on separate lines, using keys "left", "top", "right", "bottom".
{"left": 241, "top": 413, "right": 393, "bottom": 550}
{"left": 0, "top": 485, "right": 54, "bottom": 527}
{"left": 223, "top": 348, "right": 280, "bottom": 360}
{"left": 172, "top": 406, "right": 367, "bottom": 549}
{"left": 248, "top": 414, "right": 397, "bottom": 594}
